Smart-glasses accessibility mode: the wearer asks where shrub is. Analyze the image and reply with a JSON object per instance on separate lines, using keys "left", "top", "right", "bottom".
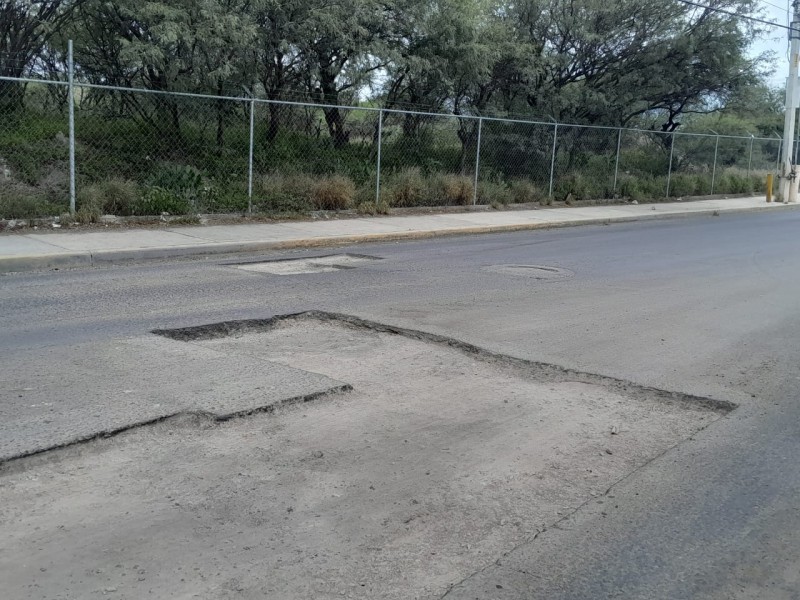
{"left": 619, "top": 175, "right": 665, "bottom": 201}
{"left": 668, "top": 173, "right": 697, "bottom": 198}
{"left": 312, "top": 175, "right": 356, "bottom": 210}
{"left": 690, "top": 173, "right": 711, "bottom": 195}
{"left": 197, "top": 185, "right": 249, "bottom": 213}
{"left": 144, "top": 164, "right": 216, "bottom": 210}
{"left": 254, "top": 173, "right": 315, "bottom": 213}
{"left": 0, "top": 181, "right": 64, "bottom": 218}
{"left": 134, "top": 187, "right": 193, "bottom": 215}
{"left": 356, "top": 200, "right": 390, "bottom": 215}
{"left": 717, "top": 169, "right": 754, "bottom": 195}
{"left": 383, "top": 167, "right": 428, "bottom": 207}
{"left": 435, "top": 174, "right": 474, "bottom": 206}
{"left": 75, "top": 204, "right": 101, "bottom": 224}
{"left": 78, "top": 179, "right": 140, "bottom": 215}
{"left": 508, "top": 179, "right": 545, "bottom": 204}
{"left": 0, "top": 117, "right": 70, "bottom": 186}
{"left": 554, "top": 173, "right": 609, "bottom": 201}
{"left": 477, "top": 180, "right": 514, "bottom": 206}
{"left": 147, "top": 164, "right": 203, "bottom": 194}
{"left": 641, "top": 176, "right": 667, "bottom": 199}
{"left": 750, "top": 172, "right": 768, "bottom": 194}
{"left": 39, "top": 167, "right": 70, "bottom": 204}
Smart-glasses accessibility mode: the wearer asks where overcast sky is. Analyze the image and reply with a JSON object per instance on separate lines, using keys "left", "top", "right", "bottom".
{"left": 754, "top": 2, "right": 791, "bottom": 88}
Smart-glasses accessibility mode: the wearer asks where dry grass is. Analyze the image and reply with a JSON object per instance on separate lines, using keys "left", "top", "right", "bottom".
{"left": 312, "top": 175, "right": 356, "bottom": 210}
{"left": 78, "top": 179, "right": 140, "bottom": 215}
{"left": 435, "top": 174, "right": 474, "bottom": 206}
{"left": 382, "top": 168, "right": 428, "bottom": 207}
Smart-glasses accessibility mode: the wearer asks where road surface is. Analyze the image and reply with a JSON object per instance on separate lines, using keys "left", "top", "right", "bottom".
{"left": 2, "top": 210, "right": 800, "bottom": 598}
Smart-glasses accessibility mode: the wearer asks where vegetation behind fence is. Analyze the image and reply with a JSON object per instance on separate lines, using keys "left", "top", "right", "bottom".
{"left": 0, "top": 76, "right": 779, "bottom": 222}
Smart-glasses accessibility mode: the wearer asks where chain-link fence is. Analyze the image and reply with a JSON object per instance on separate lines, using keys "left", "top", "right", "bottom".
{"left": 0, "top": 70, "right": 781, "bottom": 220}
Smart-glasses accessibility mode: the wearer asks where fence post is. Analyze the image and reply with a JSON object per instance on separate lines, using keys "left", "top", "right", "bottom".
{"left": 548, "top": 123, "right": 558, "bottom": 198}
{"left": 247, "top": 97, "right": 255, "bottom": 214}
{"left": 666, "top": 132, "right": 676, "bottom": 198}
{"left": 776, "top": 136, "right": 783, "bottom": 174}
{"left": 612, "top": 128, "right": 622, "bottom": 195}
{"left": 473, "top": 117, "right": 483, "bottom": 205}
{"left": 747, "top": 136, "right": 754, "bottom": 179}
{"left": 375, "top": 109, "right": 384, "bottom": 204}
{"left": 67, "top": 40, "right": 76, "bottom": 215}
{"left": 710, "top": 134, "right": 720, "bottom": 195}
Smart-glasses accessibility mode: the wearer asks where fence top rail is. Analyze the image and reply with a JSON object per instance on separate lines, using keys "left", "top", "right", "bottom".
{"left": 0, "top": 74, "right": 780, "bottom": 144}
{"left": 1, "top": 75, "right": 68, "bottom": 87}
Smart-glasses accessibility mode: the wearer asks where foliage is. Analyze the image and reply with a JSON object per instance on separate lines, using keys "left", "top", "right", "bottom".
{"left": 504, "top": 0, "right": 769, "bottom": 129}
{"left": 382, "top": 167, "right": 429, "bottom": 207}
{"left": 254, "top": 173, "right": 317, "bottom": 213}
{"left": 509, "top": 179, "right": 545, "bottom": 204}
{"left": 312, "top": 175, "right": 356, "bottom": 210}
{"left": 356, "top": 200, "right": 390, "bottom": 215}
{"left": 3, "top": 0, "right": 771, "bottom": 144}
{"left": 142, "top": 164, "right": 218, "bottom": 211}
{"left": 432, "top": 174, "right": 474, "bottom": 206}
{"left": 0, "top": 181, "right": 65, "bottom": 219}
{"left": 136, "top": 186, "right": 193, "bottom": 215}
{"left": 553, "top": 173, "right": 601, "bottom": 201}
{"left": 78, "top": 179, "right": 140, "bottom": 215}
{"left": 477, "top": 180, "right": 513, "bottom": 205}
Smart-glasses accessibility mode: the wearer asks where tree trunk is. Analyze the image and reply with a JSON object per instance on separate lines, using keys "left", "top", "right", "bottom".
{"left": 0, "top": 80, "right": 24, "bottom": 114}
{"left": 166, "top": 100, "right": 184, "bottom": 149}
{"left": 266, "top": 103, "right": 281, "bottom": 143}
{"left": 402, "top": 113, "right": 421, "bottom": 138}
{"left": 318, "top": 70, "right": 349, "bottom": 149}
{"left": 457, "top": 120, "right": 478, "bottom": 176}
{"left": 322, "top": 106, "right": 349, "bottom": 149}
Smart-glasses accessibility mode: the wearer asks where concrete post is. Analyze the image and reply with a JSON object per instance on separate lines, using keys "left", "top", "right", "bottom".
{"left": 247, "top": 98, "right": 255, "bottom": 214}
{"left": 780, "top": 1, "right": 800, "bottom": 201}
{"left": 68, "top": 40, "right": 76, "bottom": 215}
{"left": 473, "top": 117, "right": 483, "bottom": 205}
{"left": 548, "top": 123, "right": 558, "bottom": 199}
{"left": 666, "top": 133, "right": 676, "bottom": 198}
{"left": 612, "top": 128, "right": 622, "bottom": 195}
{"left": 710, "top": 135, "right": 720, "bottom": 195}
{"left": 375, "top": 110, "right": 384, "bottom": 204}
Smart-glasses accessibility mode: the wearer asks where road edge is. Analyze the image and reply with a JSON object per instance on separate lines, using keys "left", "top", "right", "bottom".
{"left": 2, "top": 203, "right": 797, "bottom": 274}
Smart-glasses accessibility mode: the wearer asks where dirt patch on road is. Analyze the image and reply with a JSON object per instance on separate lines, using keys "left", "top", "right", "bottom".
{"left": 0, "top": 316, "right": 731, "bottom": 599}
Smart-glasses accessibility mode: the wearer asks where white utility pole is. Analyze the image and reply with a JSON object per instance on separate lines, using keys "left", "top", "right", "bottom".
{"left": 780, "top": 0, "right": 800, "bottom": 202}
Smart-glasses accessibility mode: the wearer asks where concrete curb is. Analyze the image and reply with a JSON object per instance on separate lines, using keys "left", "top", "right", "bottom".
{"left": 0, "top": 252, "right": 93, "bottom": 273}
{"left": 1, "top": 203, "right": 797, "bottom": 274}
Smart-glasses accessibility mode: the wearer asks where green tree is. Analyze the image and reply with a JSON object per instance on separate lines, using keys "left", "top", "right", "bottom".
{"left": 0, "top": 0, "right": 84, "bottom": 111}
{"left": 68, "top": 0, "right": 255, "bottom": 142}
{"left": 500, "top": 0, "right": 768, "bottom": 128}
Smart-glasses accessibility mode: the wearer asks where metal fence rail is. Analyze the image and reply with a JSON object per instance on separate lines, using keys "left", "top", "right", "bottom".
{"left": 0, "top": 66, "right": 780, "bottom": 219}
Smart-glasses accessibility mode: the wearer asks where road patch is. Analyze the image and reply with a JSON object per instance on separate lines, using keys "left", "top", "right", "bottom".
{"left": 0, "top": 313, "right": 734, "bottom": 599}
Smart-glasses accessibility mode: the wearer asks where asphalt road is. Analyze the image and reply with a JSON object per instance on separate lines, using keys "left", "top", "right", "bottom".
{"left": 2, "top": 209, "right": 800, "bottom": 598}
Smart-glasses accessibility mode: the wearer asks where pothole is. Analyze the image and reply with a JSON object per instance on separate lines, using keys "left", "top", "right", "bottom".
{"left": 1, "top": 311, "right": 734, "bottom": 600}
{"left": 483, "top": 264, "right": 574, "bottom": 279}
{"left": 234, "top": 253, "right": 379, "bottom": 275}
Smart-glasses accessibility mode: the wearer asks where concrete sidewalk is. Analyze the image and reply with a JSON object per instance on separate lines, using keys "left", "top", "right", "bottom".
{"left": 0, "top": 196, "right": 792, "bottom": 273}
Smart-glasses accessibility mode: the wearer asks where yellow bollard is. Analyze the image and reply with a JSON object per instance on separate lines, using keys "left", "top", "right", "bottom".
{"left": 766, "top": 173, "right": 773, "bottom": 203}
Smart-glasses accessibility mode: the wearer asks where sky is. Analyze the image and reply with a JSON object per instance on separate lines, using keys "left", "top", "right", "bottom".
{"left": 754, "top": 1, "right": 792, "bottom": 88}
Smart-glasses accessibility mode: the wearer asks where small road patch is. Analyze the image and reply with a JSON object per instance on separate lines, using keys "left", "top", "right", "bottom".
{"left": 483, "top": 264, "right": 575, "bottom": 279}
{"left": 234, "top": 253, "right": 379, "bottom": 275}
